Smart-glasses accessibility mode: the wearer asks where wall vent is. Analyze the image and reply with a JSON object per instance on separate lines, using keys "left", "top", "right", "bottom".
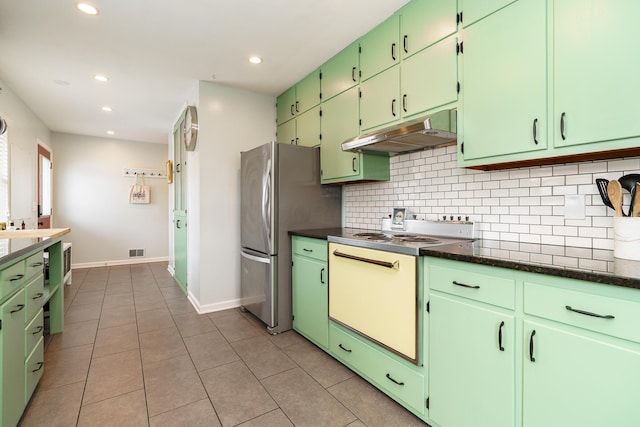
{"left": 128, "top": 248, "right": 145, "bottom": 257}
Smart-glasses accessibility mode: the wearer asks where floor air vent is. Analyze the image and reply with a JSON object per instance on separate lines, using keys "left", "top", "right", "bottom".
{"left": 129, "top": 248, "right": 145, "bottom": 257}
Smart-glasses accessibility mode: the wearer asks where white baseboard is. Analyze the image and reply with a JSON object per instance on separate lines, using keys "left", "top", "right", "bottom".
{"left": 167, "top": 265, "right": 175, "bottom": 276}
{"left": 187, "top": 292, "right": 241, "bottom": 315}
{"left": 71, "top": 256, "right": 170, "bottom": 269}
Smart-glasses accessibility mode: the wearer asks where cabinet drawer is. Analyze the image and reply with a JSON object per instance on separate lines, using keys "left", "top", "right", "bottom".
{"left": 524, "top": 282, "right": 640, "bottom": 343}
{"left": 0, "top": 260, "right": 26, "bottom": 301}
{"left": 25, "top": 309, "right": 44, "bottom": 358}
{"left": 24, "top": 274, "right": 45, "bottom": 325}
{"left": 25, "top": 336, "right": 44, "bottom": 404}
{"left": 25, "top": 251, "right": 45, "bottom": 281}
{"left": 429, "top": 263, "right": 515, "bottom": 309}
{"left": 292, "top": 237, "right": 327, "bottom": 261}
{"left": 329, "top": 323, "right": 425, "bottom": 415}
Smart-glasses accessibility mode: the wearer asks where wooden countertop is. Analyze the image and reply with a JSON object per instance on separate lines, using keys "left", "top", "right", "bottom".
{"left": 0, "top": 227, "right": 71, "bottom": 239}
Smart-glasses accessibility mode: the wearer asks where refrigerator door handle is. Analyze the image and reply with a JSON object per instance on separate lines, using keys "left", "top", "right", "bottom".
{"left": 241, "top": 251, "right": 270, "bottom": 264}
{"left": 262, "top": 158, "right": 272, "bottom": 251}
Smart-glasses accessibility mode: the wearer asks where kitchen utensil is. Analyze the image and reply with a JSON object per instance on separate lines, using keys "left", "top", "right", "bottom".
{"left": 634, "top": 183, "right": 640, "bottom": 217}
{"left": 619, "top": 173, "right": 640, "bottom": 216}
{"left": 595, "top": 178, "right": 614, "bottom": 210}
{"left": 607, "top": 180, "right": 623, "bottom": 217}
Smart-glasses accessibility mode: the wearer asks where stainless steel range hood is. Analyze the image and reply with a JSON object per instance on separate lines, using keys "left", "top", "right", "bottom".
{"left": 341, "top": 109, "right": 457, "bottom": 156}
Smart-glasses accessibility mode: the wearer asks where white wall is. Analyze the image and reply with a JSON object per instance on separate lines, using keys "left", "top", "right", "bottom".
{"left": 184, "top": 81, "right": 275, "bottom": 312}
{"left": 344, "top": 146, "right": 640, "bottom": 251}
{"left": 51, "top": 132, "right": 169, "bottom": 266}
{"left": 0, "top": 79, "right": 51, "bottom": 226}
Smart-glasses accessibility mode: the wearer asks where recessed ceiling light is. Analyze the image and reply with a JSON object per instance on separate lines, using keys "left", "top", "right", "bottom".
{"left": 249, "top": 56, "right": 263, "bottom": 64}
{"left": 106, "top": 130, "right": 115, "bottom": 135}
{"left": 93, "top": 74, "right": 109, "bottom": 82}
{"left": 101, "top": 106, "right": 112, "bottom": 112}
{"left": 77, "top": 3, "right": 99, "bottom": 15}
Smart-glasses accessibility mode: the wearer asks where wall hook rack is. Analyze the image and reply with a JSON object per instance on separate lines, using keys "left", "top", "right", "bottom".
{"left": 122, "top": 168, "right": 166, "bottom": 178}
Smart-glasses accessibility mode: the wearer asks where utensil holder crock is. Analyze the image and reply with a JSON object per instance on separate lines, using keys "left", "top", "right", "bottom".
{"left": 613, "top": 217, "right": 640, "bottom": 261}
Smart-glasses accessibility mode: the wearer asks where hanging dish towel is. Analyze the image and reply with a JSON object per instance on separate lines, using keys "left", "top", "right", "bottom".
{"left": 129, "top": 174, "right": 150, "bottom": 204}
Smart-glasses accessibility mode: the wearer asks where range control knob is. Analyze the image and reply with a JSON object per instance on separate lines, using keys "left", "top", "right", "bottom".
{"left": 465, "top": 216, "right": 470, "bottom": 222}
{"left": 457, "top": 216, "right": 462, "bottom": 221}
{"left": 442, "top": 215, "right": 447, "bottom": 221}
{"left": 450, "top": 216, "right": 454, "bottom": 221}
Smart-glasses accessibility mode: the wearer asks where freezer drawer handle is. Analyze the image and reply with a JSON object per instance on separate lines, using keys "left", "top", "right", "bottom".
{"left": 333, "top": 250, "right": 398, "bottom": 269}
{"left": 386, "top": 373, "right": 405, "bottom": 386}
{"left": 240, "top": 251, "right": 270, "bottom": 264}
{"left": 452, "top": 280, "right": 480, "bottom": 289}
{"left": 565, "top": 305, "right": 614, "bottom": 319}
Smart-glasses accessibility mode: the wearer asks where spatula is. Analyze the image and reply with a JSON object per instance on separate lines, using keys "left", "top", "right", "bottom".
{"left": 595, "top": 178, "right": 614, "bottom": 210}
{"left": 634, "top": 183, "right": 640, "bottom": 217}
{"left": 607, "top": 180, "right": 623, "bottom": 217}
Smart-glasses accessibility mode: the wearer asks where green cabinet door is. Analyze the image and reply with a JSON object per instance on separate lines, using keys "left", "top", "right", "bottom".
{"left": 523, "top": 321, "right": 640, "bottom": 427}
{"left": 429, "top": 293, "right": 515, "bottom": 427}
{"left": 277, "top": 86, "right": 296, "bottom": 125}
{"left": 1, "top": 289, "right": 26, "bottom": 427}
{"left": 360, "top": 66, "right": 400, "bottom": 131}
{"left": 461, "top": 0, "right": 547, "bottom": 161}
{"left": 320, "top": 87, "right": 361, "bottom": 181}
{"left": 292, "top": 254, "right": 328, "bottom": 349}
{"left": 461, "top": 0, "right": 518, "bottom": 27}
{"left": 296, "top": 106, "right": 321, "bottom": 147}
{"left": 553, "top": 0, "right": 640, "bottom": 148}
{"left": 360, "top": 15, "right": 400, "bottom": 81}
{"left": 276, "top": 119, "right": 296, "bottom": 145}
{"left": 321, "top": 41, "right": 359, "bottom": 101}
{"left": 401, "top": 35, "right": 458, "bottom": 118}
{"left": 400, "top": 0, "right": 458, "bottom": 59}
{"left": 296, "top": 70, "right": 321, "bottom": 115}
{"left": 173, "top": 211, "right": 187, "bottom": 295}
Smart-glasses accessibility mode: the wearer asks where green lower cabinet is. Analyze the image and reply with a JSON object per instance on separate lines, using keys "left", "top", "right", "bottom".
{"left": 1, "top": 289, "right": 26, "bottom": 427}
{"left": 320, "top": 87, "right": 390, "bottom": 184}
{"left": 329, "top": 322, "right": 427, "bottom": 420}
{"left": 523, "top": 320, "right": 640, "bottom": 427}
{"left": 292, "top": 251, "right": 328, "bottom": 349}
{"left": 429, "top": 293, "right": 515, "bottom": 427}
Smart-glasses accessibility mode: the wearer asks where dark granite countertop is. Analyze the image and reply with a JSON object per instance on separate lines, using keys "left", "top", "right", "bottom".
{"left": 290, "top": 229, "right": 640, "bottom": 290}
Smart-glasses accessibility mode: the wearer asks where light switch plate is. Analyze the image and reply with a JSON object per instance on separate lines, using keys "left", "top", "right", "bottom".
{"left": 565, "top": 194, "right": 585, "bottom": 220}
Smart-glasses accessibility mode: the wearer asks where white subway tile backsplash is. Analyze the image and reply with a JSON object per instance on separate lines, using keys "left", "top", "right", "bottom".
{"left": 343, "top": 153, "right": 640, "bottom": 252}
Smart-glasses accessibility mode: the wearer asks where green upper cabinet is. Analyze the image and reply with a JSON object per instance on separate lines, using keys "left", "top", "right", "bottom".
{"left": 460, "top": 0, "right": 547, "bottom": 161}
{"left": 276, "top": 70, "right": 321, "bottom": 124}
{"left": 359, "top": 66, "right": 400, "bottom": 131}
{"left": 276, "top": 119, "right": 296, "bottom": 145}
{"left": 552, "top": 0, "right": 640, "bottom": 149}
{"left": 401, "top": 35, "right": 458, "bottom": 118}
{"left": 321, "top": 41, "right": 360, "bottom": 102}
{"left": 295, "top": 106, "right": 321, "bottom": 147}
{"left": 359, "top": 15, "right": 400, "bottom": 81}
{"left": 320, "top": 87, "right": 389, "bottom": 184}
{"left": 461, "top": 0, "right": 518, "bottom": 28}
{"left": 399, "top": 0, "right": 458, "bottom": 59}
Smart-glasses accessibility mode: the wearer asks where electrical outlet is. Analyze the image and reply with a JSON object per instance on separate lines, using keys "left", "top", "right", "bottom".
{"left": 564, "top": 194, "right": 585, "bottom": 220}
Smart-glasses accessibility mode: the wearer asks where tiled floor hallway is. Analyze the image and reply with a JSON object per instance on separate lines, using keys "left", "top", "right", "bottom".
{"left": 19, "top": 262, "right": 426, "bottom": 426}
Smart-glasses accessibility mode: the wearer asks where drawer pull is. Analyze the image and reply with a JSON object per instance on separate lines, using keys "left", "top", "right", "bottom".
{"left": 338, "top": 344, "right": 352, "bottom": 353}
{"left": 565, "top": 305, "right": 614, "bottom": 319}
{"left": 32, "top": 292, "right": 44, "bottom": 300}
{"left": 10, "top": 274, "right": 24, "bottom": 282}
{"left": 11, "top": 304, "right": 25, "bottom": 314}
{"left": 32, "top": 362, "right": 44, "bottom": 373}
{"left": 333, "top": 250, "right": 398, "bottom": 269}
{"left": 386, "top": 373, "right": 405, "bottom": 386}
{"left": 302, "top": 248, "right": 313, "bottom": 253}
{"left": 498, "top": 321, "right": 505, "bottom": 352}
{"left": 529, "top": 330, "right": 536, "bottom": 362}
{"left": 31, "top": 262, "right": 44, "bottom": 267}
{"left": 32, "top": 326, "right": 44, "bottom": 335}
{"left": 452, "top": 280, "right": 480, "bottom": 289}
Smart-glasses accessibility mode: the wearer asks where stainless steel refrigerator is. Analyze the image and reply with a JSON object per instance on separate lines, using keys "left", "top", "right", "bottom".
{"left": 240, "top": 141, "right": 341, "bottom": 334}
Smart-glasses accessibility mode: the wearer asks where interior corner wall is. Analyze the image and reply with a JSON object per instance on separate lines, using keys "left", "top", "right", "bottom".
{"left": 0, "top": 79, "right": 51, "bottom": 227}
{"left": 187, "top": 81, "right": 275, "bottom": 311}
{"left": 51, "top": 132, "right": 169, "bottom": 266}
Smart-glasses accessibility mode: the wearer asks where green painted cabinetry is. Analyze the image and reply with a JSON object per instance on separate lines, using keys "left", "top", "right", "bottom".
{"left": 0, "top": 289, "right": 26, "bottom": 427}
{"left": 276, "top": 106, "right": 321, "bottom": 147}
{"left": 276, "top": 70, "right": 321, "bottom": 125}
{"left": 276, "top": 86, "right": 296, "bottom": 125}
{"left": 460, "top": 0, "right": 518, "bottom": 27}
{"left": 276, "top": 118, "right": 296, "bottom": 145}
{"left": 291, "top": 236, "right": 328, "bottom": 349}
{"left": 320, "top": 42, "right": 359, "bottom": 102}
{"left": 460, "top": 0, "right": 547, "bottom": 161}
{"left": 359, "top": 15, "right": 400, "bottom": 81}
{"left": 319, "top": 87, "right": 390, "bottom": 184}
{"left": 359, "top": 66, "right": 400, "bottom": 131}
{"left": 399, "top": 0, "right": 458, "bottom": 59}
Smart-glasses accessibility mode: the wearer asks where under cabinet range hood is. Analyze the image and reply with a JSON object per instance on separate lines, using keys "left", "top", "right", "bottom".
{"left": 341, "top": 109, "right": 457, "bottom": 156}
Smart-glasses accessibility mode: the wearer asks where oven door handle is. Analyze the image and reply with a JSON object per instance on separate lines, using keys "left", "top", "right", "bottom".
{"left": 333, "top": 250, "right": 399, "bottom": 269}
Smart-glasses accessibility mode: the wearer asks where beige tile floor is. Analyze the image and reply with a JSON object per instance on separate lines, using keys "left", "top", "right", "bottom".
{"left": 19, "top": 262, "right": 426, "bottom": 426}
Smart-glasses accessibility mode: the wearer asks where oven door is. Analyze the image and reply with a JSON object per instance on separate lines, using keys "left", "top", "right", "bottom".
{"left": 328, "top": 242, "right": 418, "bottom": 363}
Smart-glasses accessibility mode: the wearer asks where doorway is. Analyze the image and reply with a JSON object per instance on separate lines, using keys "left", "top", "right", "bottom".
{"left": 37, "top": 144, "right": 51, "bottom": 229}
{"left": 173, "top": 112, "right": 187, "bottom": 294}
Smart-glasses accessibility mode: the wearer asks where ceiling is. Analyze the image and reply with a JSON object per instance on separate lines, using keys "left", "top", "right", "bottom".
{"left": 0, "top": 0, "right": 410, "bottom": 144}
